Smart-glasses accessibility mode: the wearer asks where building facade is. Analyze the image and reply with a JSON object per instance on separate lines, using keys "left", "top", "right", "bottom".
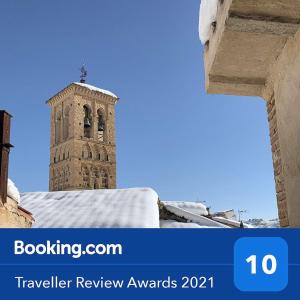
{"left": 0, "top": 195, "right": 33, "bottom": 228}
{"left": 0, "top": 111, "right": 33, "bottom": 228}
{"left": 47, "top": 82, "right": 118, "bottom": 191}
{"left": 200, "top": 0, "right": 300, "bottom": 227}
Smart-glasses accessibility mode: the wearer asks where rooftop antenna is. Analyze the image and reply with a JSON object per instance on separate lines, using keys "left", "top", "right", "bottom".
{"left": 206, "top": 206, "right": 211, "bottom": 217}
{"left": 238, "top": 209, "right": 247, "bottom": 222}
{"left": 79, "top": 65, "right": 87, "bottom": 83}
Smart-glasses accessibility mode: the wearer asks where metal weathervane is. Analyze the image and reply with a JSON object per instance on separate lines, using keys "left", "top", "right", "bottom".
{"left": 80, "top": 65, "right": 87, "bottom": 83}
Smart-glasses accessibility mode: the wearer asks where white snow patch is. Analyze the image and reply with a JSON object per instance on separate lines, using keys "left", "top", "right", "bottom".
{"left": 212, "top": 216, "right": 253, "bottom": 228}
{"left": 199, "top": 0, "right": 219, "bottom": 44}
{"left": 162, "top": 201, "right": 208, "bottom": 216}
{"left": 160, "top": 220, "right": 213, "bottom": 228}
{"left": 165, "top": 205, "right": 229, "bottom": 228}
{"left": 20, "top": 188, "right": 159, "bottom": 228}
{"left": 7, "top": 179, "right": 20, "bottom": 203}
{"left": 74, "top": 82, "right": 118, "bottom": 99}
{"left": 246, "top": 218, "right": 279, "bottom": 228}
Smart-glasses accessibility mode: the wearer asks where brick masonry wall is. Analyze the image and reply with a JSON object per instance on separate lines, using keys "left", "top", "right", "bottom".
{"left": 267, "top": 96, "right": 289, "bottom": 227}
{"left": 0, "top": 197, "right": 33, "bottom": 228}
{"left": 48, "top": 85, "right": 117, "bottom": 191}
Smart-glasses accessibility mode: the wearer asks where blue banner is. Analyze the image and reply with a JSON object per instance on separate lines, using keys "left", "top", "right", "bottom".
{"left": 0, "top": 229, "right": 298, "bottom": 299}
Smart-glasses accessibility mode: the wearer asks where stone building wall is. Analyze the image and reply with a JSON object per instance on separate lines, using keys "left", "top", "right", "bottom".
{"left": 202, "top": 0, "right": 300, "bottom": 227}
{"left": 0, "top": 197, "right": 33, "bottom": 228}
{"left": 266, "top": 97, "right": 289, "bottom": 227}
{"left": 262, "top": 27, "right": 300, "bottom": 227}
{"left": 48, "top": 84, "right": 118, "bottom": 191}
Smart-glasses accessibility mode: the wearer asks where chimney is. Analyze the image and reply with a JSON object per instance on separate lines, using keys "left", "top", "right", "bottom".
{"left": 0, "top": 111, "right": 14, "bottom": 204}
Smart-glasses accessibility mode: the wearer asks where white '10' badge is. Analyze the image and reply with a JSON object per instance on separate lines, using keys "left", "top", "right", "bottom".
{"left": 246, "top": 255, "right": 277, "bottom": 275}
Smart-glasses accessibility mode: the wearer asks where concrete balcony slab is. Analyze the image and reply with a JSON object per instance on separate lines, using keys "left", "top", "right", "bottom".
{"left": 204, "top": 0, "right": 300, "bottom": 97}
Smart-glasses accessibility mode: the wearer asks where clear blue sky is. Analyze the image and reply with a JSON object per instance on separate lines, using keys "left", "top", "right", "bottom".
{"left": 0, "top": 0, "right": 277, "bottom": 220}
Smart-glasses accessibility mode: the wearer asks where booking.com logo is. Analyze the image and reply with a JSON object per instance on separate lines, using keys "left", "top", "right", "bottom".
{"left": 14, "top": 240, "right": 123, "bottom": 259}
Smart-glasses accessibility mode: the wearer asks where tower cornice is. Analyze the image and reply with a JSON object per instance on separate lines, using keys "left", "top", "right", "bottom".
{"left": 46, "top": 83, "right": 119, "bottom": 106}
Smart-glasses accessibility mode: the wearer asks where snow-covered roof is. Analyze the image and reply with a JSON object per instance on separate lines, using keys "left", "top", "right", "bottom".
{"left": 7, "top": 179, "right": 20, "bottom": 203}
{"left": 162, "top": 201, "right": 208, "bottom": 216}
{"left": 20, "top": 188, "right": 159, "bottom": 228}
{"left": 212, "top": 216, "right": 253, "bottom": 228}
{"left": 18, "top": 187, "right": 241, "bottom": 229}
{"left": 164, "top": 204, "right": 228, "bottom": 228}
{"left": 199, "top": 0, "right": 219, "bottom": 44}
{"left": 74, "top": 82, "right": 118, "bottom": 99}
{"left": 160, "top": 220, "right": 213, "bottom": 229}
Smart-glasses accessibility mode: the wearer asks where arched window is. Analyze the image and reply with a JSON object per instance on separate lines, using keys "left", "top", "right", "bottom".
{"left": 83, "top": 105, "right": 92, "bottom": 138}
{"left": 82, "top": 144, "right": 92, "bottom": 159}
{"left": 100, "top": 170, "right": 109, "bottom": 189}
{"left": 101, "top": 147, "right": 109, "bottom": 162}
{"left": 82, "top": 165, "right": 90, "bottom": 188}
{"left": 59, "top": 147, "right": 63, "bottom": 162}
{"left": 63, "top": 106, "right": 70, "bottom": 140}
{"left": 55, "top": 112, "right": 62, "bottom": 144}
{"left": 97, "top": 109, "right": 105, "bottom": 142}
{"left": 57, "top": 169, "right": 63, "bottom": 191}
{"left": 94, "top": 145, "right": 101, "bottom": 161}
{"left": 54, "top": 149, "right": 58, "bottom": 163}
{"left": 89, "top": 167, "right": 100, "bottom": 190}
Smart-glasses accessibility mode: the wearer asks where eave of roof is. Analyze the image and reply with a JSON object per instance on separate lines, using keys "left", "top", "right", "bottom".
{"left": 46, "top": 82, "right": 118, "bottom": 105}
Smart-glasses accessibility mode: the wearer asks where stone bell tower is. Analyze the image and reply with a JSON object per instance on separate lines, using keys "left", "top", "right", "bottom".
{"left": 47, "top": 77, "right": 118, "bottom": 191}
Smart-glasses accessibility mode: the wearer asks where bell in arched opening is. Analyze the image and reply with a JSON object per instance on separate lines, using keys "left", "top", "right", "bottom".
{"left": 98, "top": 114, "right": 105, "bottom": 131}
{"left": 84, "top": 117, "right": 91, "bottom": 128}
{"left": 97, "top": 109, "right": 105, "bottom": 142}
{"left": 83, "top": 105, "right": 93, "bottom": 138}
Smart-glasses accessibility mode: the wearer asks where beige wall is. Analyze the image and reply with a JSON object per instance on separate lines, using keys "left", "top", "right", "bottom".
{"left": 0, "top": 197, "right": 33, "bottom": 228}
{"left": 263, "top": 29, "right": 300, "bottom": 227}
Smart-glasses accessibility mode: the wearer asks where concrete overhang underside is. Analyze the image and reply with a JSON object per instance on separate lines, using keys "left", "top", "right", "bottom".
{"left": 205, "top": 0, "right": 300, "bottom": 97}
